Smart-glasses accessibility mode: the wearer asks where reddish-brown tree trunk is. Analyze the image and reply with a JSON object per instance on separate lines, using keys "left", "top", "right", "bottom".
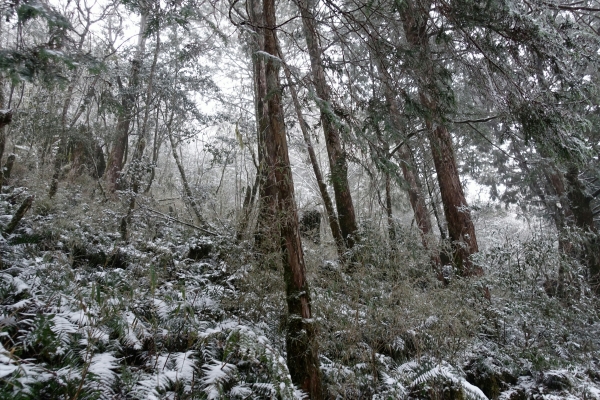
{"left": 401, "top": 0, "right": 480, "bottom": 274}
{"left": 250, "top": 0, "right": 278, "bottom": 251}
{"left": 428, "top": 125, "right": 480, "bottom": 273}
{"left": 263, "top": 0, "right": 323, "bottom": 395}
{"left": 297, "top": 0, "right": 358, "bottom": 248}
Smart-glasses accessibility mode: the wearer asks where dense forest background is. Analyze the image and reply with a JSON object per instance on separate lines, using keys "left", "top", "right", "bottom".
{"left": 1, "top": 0, "right": 600, "bottom": 398}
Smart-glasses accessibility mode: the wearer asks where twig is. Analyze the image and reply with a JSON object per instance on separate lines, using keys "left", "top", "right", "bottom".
{"left": 140, "top": 206, "right": 219, "bottom": 236}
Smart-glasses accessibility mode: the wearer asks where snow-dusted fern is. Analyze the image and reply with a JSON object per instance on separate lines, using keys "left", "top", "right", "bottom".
{"left": 199, "top": 321, "right": 307, "bottom": 399}
{"left": 399, "top": 360, "right": 489, "bottom": 400}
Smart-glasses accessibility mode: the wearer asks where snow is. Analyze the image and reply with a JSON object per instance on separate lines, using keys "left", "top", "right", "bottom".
{"left": 88, "top": 353, "right": 118, "bottom": 385}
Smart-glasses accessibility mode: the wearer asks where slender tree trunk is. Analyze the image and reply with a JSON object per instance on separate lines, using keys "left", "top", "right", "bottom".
{"left": 297, "top": 0, "right": 358, "bottom": 248}
{"left": 423, "top": 157, "right": 447, "bottom": 240}
{"left": 5, "top": 195, "right": 34, "bottom": 234}
{"left": 0, "top": 79, "right": 8, "bottom": 195}
{"left": 49, "top": 75, "right": 78, "bottom": 198}
{"left": 374, "top": 54, "right": 433, "bottom": 248}
{"left": 277, "top": 44, "right": 345, "bottom": 258}
{"left": 512, "top": 145, "right": 575, "bottom": 293}
{"left": 263, "top": 0, "right": 323, "bottom": 396}
{"left": 384, "top": 171, "right": 395, "bottom": 240}
{"left": 0, "top": 76, "right": 10, "bottom": 164}
{"left": 144, "top": 107, "right": 162, "bottom": 194}
{"left": 106, "top": 14, "right": 147, "bottom": 193}
{"left": 121, "top": 29, "right": 161, "bottom": 239}
{"left": 48, "top": 11, "right": 96, "bottom": 198}
{"left": 401, "top": 0, "right": 480, "bottom": 275}
{"left": 236, "top": 176, "right": 256, "bottom": 241}
{"left": 167, "top": 129, "right": 207, "bottom": 227}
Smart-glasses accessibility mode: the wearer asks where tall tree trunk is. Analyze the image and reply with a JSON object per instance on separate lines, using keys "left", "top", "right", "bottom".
{"left": 249, "top": 0, "right": 277, "bottom": 251}
{"left": 277, "top": 43, "right": 346, "bottom": 258}
{"left": 297, "top": 0, "right": 358, "bottom": 248}
{"left": 263, "top": 0, "right": 323, "bottom": 396}
{"left": 0, "top": 76, "right": 10, "bottom": 165}
{"left": 105, "top": 14, "right": 147, "bottom": 193}
{"left": 0, "top": 76, "right": 7, "bottom": 195}
{"left": 400, "top": 0, "right": 480, "bottom": 275}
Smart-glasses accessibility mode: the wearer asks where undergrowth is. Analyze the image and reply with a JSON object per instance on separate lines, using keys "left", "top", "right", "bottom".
{"left": 1, "top": 188, "right": 599, "bottom": 399}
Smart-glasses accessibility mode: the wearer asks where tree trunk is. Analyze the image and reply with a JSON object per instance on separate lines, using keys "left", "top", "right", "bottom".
{"left": 167, "top": 129, "right": 207, "bottom": 228}
{"left": 105, "top": 14, "right": 147, "bottom": 193}
{"left": 3, "top": 153, "right": 15, "bottom": 182}
{"left": 144, "top": 107, "right": 162, "bottom": 194}
{"left": 384, "top": 171, "right": 395, "bottom": 240}
{"left": 121, "top": 29, "right": 161, "bottom": 240}
{"left": 277, "top": 43, "right": 346, "bottom": 258}
{"left": 297, "top": 0, "right": 358, "bottom": 248}
{"left": 5, "top": 195, "right": 34, "bottom": 234}
{"left": 263, "top": 0, "right": 323, "bottom": 395}
{"left": 374, "top": 53, "right": 433, "bottom": 248}
{"left": 236, "top": 177, "right": 257, "bottom": 241}
{"left": 0, "top": 77, "right": 10, "bottom": 164}
{"left": 400, "top": 0, "right": 480, "bottom": 275}
{"left": 47, "top": 11, "right": 97, "bottom": 198}
{"left": 249, "top": 0, "right": 278, "bottom": 252}
{"left": 565, "top": 165, "right": 600, "bottom": 294}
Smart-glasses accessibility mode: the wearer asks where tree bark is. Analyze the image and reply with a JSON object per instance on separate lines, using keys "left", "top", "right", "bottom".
{"left": 0, "top": 76, "right": 11, "bottom": 156}
{"left": 297, "top": 0, "right": 358, "bottom": 248}
{"left": 277, "top": 44, "right": 346, "bottom": 258}
{"left": 384, "top": 171, "right": 395, "bottom": 240}
{"left": 106, "top": 14, "right": 147, "bottom": 194}
{"left": 3, "top": 153, "right": 15, "bottom": 182}
{"left": 5, "top": 195, "right": 34, "bottom": 234}
{"left": 263, "top": 0, "right": 323, "bottom": 396}
{"left": 400, "top": 0, "right": 480, "bottom": 275}
{"left": 249, "top": 0, "right": 278, "bottom": 251}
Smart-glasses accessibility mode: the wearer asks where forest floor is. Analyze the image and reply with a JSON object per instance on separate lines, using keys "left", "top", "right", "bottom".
{"left": 1, "top": 182, "right": 600, "bottom": 399}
